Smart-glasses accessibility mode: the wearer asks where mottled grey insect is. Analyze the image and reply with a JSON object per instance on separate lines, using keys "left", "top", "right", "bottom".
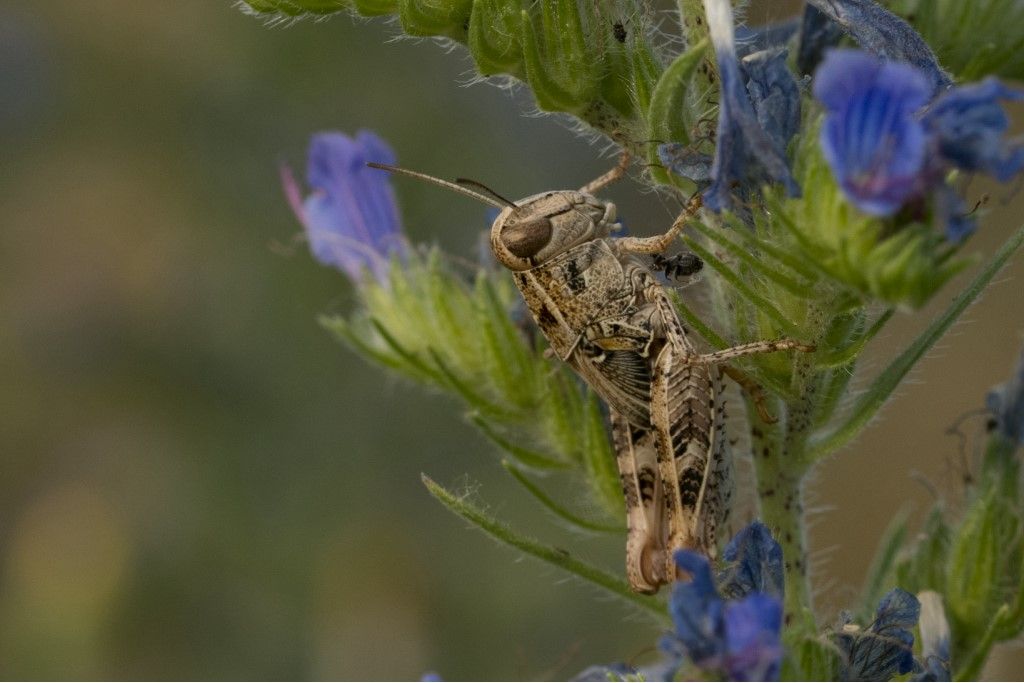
{"left": 369, "top": 157, "right": 812, "bottom": 593}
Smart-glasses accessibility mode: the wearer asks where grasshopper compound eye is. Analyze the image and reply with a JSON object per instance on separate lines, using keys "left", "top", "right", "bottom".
{"left": 501, "top": 215, "right": 553, "bottom": 258}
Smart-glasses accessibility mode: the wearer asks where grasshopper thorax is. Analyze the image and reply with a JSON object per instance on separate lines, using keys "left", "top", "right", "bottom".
{"left": 490, "top": 191, "right": 618, "bottom": 271}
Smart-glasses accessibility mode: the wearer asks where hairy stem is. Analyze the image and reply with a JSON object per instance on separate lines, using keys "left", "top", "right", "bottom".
{"left": 751, "top": 418, "right": 813, "bottom": 626}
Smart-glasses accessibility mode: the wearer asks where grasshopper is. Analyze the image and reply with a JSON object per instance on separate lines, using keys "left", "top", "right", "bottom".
{"left": 369, "top": 157, "right": 813, "bottom": 593}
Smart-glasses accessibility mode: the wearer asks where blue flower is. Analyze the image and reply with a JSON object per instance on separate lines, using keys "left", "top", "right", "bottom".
{"left": 986, "top": 342, "right": 1024, "bottom": 445}
{"left": 814, "top": 49, "right": 1024, "bottom": 241}
{"left": 924, "top": 78, "right": 1024, "bottom": 181}
{"left": 691, "top": 0, "right": 801, "bottom": 211}
{"left": 571, "top": 663, "right": 637, "bottom": 681}
{"left": 833, "top": 588, "right": 920, "bottom": 681}
{"left": 796, "top": 4, "right": 844, "bottom": 76}
{"left": 913, "top": 591, "right": 951, "bottom": 682}
{"left": 282, "top": 130, "right": 406, "bottom": 284}
{"left": 805, "top": 0, "right": 950, "bottom": 94}
{"left": 717, "top": 520, "right": 785, "bottom": 600}
{"left": 814, "top": 50, "right": 933, "bottom": 216}
{"left": 661, "top": 522, "right": 785, "bottom": 681}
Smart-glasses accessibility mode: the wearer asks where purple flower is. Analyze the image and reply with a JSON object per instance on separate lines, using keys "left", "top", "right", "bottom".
{"left": 661, "top": 522, "right": 785, "bottom": 681}
{"left": 717, "top": 520, "right": 785, "bottom": 600}
{"left": 834, "top": 588, "right": 920, "bottom": 681}
{"left": 806, "top": 0, "right": 950, "bottom": 94}
{"left": 699, "top": 0, "right": 801, "bottom": 211}
{"left": 987, "top": 342, "right": 1024, "bottom": 445}
{"left": 814, "top": 50, "right": 933, "bottom": 216}
{"left": 282, "top": 130, "right": 406, "bottom": 284}
{"left": 814, "top": 49, "right": 1024, "bottom": 241}
{"left": 925, "top": 79, "right": 1024, "bottom": 181}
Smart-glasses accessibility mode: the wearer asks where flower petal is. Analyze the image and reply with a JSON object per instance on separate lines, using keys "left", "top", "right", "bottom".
{"left": 718, "top": 521, "right": 784, "bottom": 600}
{"left": 925, "top": 78, "right": 1024, "bottom": 181}
{"left": 723, "top": 594, "right": 783, "bottom": 682}
{"left": 814, "top": 50, "right": 931, "bottom": 215}
{"left": 914, "top": 591, "right": 951, "bottom": 682}
{"left": 702, "top": 0, "right": 800, "bottom": 211}
{"left": 836, "top": 588, "right": 920, "bottom": 681}
{"left": 987, "top": 342, "right": 1024, "bottom": 445}
{"left": 285, "top": 130, "right": 405, "bottom": 284}
{"left": 805, "top": 0, "right": 950, "bottom": 95}
{"left": 669, "top": 550, "right": 726, "bottom": 664}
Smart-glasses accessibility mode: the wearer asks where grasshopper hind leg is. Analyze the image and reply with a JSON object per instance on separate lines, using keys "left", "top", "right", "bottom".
{"left": 611, "top": 411, "right": 670, "bottom": 594}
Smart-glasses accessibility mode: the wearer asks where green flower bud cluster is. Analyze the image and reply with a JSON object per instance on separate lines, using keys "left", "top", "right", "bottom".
{"left": 242, "top": 0, "right": 713, "bottom": 169}
{"left": 887, "top": 0, "right": 1024, "bottom": 80}
{"left": 321, "top": 248, "right": 624, "bottom": 525}
{"left": 886, "top": 428, "right": 1024, "bottom": 680}
{"left": 760, "top": 117, "right": 969, "bottom": 312}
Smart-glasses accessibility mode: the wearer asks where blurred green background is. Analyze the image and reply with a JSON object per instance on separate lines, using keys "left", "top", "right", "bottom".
{"left": 1, "top": 0, "right": 1023, "bottom": 679}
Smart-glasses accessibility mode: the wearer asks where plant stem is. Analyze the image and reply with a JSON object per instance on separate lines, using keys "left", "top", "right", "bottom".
{"left": 753, "top": 423, "right": 813, "bottom": 626}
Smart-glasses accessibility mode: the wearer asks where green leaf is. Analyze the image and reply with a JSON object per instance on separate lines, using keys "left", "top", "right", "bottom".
{"left": 241, "top": 0, "right": 350, "bottom": 15}
{"left": 780, "top": 635, "right": 841, "bottom": 681}
{"left": 398, "top": 0, "right": 473, "bottom": 40}
{"left": 690, "top": 219, "right": 813, "bottom": 299}
{"left": 519, "top": 0, "right": 600, "bottom": 114}
{"left": 858, "top": 510, "right": 909, "bottom": 622}
{"left": 895, "top": 505, "right": 951, "bottom": 594}
{"left": 422, "top": 474, "right": 668, "bottom": 620}
{"left": 469, "top": 414, "right": 570, "bottom": 470}
{"left": 683, "top": 236, "right": 801, "bottom": 336}
{"left": 502, "top": 461, "right": 624, "bottom": 533}
{"left": 955, "top": 604, "right": 1011, "bottom": 682}
{"left": 647, "top": 39, "right": 708, "bottom": 145}
{"left": 467, "top": 0, "right": 525, "bottom": 76}
{"left": 808, "top": 224, "right": 1024, "bottom": 460}
{"left": 580, "top": 393, "right": 624, "bottom": 517}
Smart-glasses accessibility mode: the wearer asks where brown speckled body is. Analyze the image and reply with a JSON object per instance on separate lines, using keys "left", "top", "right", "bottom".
{"left": 495, "top": 191, "right": 733, "bottom": 593}
{"left": 370, "top": 158, "right": 811, "bottom": 595}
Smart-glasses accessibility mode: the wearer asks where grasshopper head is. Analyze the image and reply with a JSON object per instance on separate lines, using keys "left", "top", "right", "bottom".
{"left": 491, "top": 191, "right": 617, "bottom": 271}
{"left": 363, "top": 163, "right": 618, "bottom": 272}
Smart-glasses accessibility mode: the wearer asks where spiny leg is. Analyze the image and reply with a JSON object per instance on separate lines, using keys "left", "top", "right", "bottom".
{"left": 611, "top": 410, "right": 669, "bottom": 594}
{"left": 721, "top": 364, "right": 778, "bottom": 424}
{"left": 697, "top": 338, "right": 815, "bottom": 366}
{"left": 579, "top": 150, "right": 632, "bottom": 195}
{"left": 650, "top": 342, "right": 692, "bottom": 585}
{"left": 617, "top": 194, "right": 703, "bottom": 255}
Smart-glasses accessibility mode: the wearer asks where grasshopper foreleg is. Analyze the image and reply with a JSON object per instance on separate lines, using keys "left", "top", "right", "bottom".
{"left": 616, "top": 194, "right": 703, "bottom": 255}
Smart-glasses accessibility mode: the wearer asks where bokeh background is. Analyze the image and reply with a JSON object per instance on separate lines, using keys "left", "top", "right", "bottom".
{"left": 1, "top": 0, "right": 1023, "bottom": 679}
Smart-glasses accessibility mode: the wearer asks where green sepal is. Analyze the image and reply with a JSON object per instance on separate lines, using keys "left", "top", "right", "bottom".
{"left": 519, "top": 1, "right": 601, "bottom": 114}
{"left": 896, "top": 504, "right": 951, "bottom": 594}
{"left": 779, "top": 634, "right": 841, "bottom": 681}
{"left": 471, "top": 415, "right": 571, "bottom": 470}
{"left": 241, "top": 0, "right": 350, "bottom": 15}
{"left": 352, "top": 0, "right": 398, "bottom": 16}
{"left": 502, "top": 460, "right": 624, "bottom": 533}
{"left": 888, "top": 0, "right": 1024, "bottom": 80}
{"left": 945, "top": 489, "right": 1016, "bottom": 641}
{"left": 398, "top": 0, "right": 473, "bottom": 43}
{"left": 627, "top": 40, "right": 664, "bottom": 119}
{"left": 422, "top": 474, "right": 668, "bottom": 620}
{"left": 646, "top": 39, "right": 709, "bottom": 188}
{"left": 467, "top": 0, "right": 525, "bottom": 77}
{"left": 858, "top": 510, "right": 910, "bottom": 622}
{"left": 808, "top": 223, "right": 1024, "bottom": 460}
{"left": 580, "top": 393, "right": 625, "bottom": 517}
{"left": 767, "top": 118, "right": 971, "bottom": 310}
{"left": 683, "top": 236, "right": 801, "bottom": 337}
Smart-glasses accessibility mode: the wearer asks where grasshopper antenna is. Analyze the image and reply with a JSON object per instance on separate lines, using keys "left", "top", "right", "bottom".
{"left": 367, "top": 162, "right": 512, "bottom": 209}
{"left": 454, "top": 178, "right": 517, "bottom": 208}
